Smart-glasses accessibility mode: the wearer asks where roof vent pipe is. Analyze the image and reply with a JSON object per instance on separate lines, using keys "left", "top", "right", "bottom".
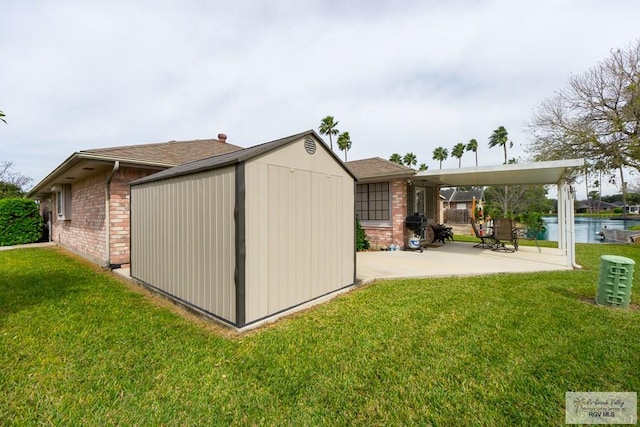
{"left": 218, "top": 133, "right": 227, "bottom": 143}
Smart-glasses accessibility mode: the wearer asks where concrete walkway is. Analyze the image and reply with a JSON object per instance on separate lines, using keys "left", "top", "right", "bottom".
{"left": 0, "top": 242, "right": 56, "bottom": 251}
{"left": 356, "top": 241, "right": 572, "bottom": 283}
{"left": 2, "top": 241, "right": 574, "bottom": 285}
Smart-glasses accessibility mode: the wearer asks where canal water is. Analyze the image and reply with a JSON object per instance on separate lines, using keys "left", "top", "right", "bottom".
{"left": 543, "top": 216, "right": 640, "bottom": 243}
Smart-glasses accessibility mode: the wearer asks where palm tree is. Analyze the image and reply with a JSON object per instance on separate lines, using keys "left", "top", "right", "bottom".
{"left": 466, "top": 138, "right": 478, "bottom": 166}
{"left": 337, "top": 131, "right": 352, "bottom": 161}
{"left": 488, "top": 126, "right": 512, "bottom": 164}
{"left": 403, "top": 152, "right": 417, "bottom": 168}
{"left": 318, "top": 116, "right": 339, "bottom": 150}
{"left": 418, "top": 163, "right": 428, "bottom": 171}
{"left": 0, "top": 111, "right": 6, "bottom": 124}
{"left": 389, "top": 153, "right": 403, "bottom": 164}
{"left": 451, "top": 143, "right": 465, "bottom": 168}
{"left": 432, "top": 147, "right": 448, "bottom": 169}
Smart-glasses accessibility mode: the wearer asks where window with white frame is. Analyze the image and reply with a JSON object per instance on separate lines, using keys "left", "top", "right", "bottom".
{"left": 54, "top": 185, "right": 72, "bottom": 220}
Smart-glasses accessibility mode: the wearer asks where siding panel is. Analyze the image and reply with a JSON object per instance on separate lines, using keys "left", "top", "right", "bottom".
{"left": 244, "top": 139, "right": 355, "bottom": 324}
{"left": 131, "top": 167, "right": 236, "bottom": 323}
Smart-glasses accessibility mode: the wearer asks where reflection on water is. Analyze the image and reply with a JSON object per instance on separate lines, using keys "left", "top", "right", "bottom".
{"left": 543, "top": 216, "right": 640, "bottom": 243}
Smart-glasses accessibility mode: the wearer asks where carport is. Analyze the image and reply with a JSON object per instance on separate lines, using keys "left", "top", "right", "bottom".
{"left": 414, "top": 159, "right": 585, "bottom": 269}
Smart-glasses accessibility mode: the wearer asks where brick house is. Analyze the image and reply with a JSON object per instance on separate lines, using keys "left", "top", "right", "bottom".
{"left": 345, "top": 157, "right": 441, "bottom": 250}
{"left": 440, "top": 188, "right": 485, "bottom": 223}
{"left": 27, "top": 135, "right": 242, "bottom": 268}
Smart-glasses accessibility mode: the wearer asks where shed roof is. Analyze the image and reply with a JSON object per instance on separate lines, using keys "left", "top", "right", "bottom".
{"left": 345, "top": 157, "right": 415, "bottom": 181}
{"left": 131, "top": 130, "right": 356, "bottom": 185}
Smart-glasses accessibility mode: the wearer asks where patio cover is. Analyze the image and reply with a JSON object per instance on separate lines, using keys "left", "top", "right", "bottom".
{"left": 414, "top": 159, "right": 585, "bottom": 268}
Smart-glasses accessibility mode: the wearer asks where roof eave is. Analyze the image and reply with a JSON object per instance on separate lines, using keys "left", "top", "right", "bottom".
{"left": 27, "top": 152, "right": 178, "bottom": 199}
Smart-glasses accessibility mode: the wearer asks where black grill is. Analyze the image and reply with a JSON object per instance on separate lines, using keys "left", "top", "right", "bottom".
{"left": 405, "top": 213, "right": 427, "bottom": 233}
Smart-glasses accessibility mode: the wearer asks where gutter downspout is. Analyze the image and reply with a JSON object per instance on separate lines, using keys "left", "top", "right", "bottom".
{"left": 105, "top": 161, "right": 120, "bottom": 268}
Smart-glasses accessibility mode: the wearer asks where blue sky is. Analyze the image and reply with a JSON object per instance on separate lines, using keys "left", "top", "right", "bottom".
{"left": 1, "top": 0, "right": 639, "bottom": 197}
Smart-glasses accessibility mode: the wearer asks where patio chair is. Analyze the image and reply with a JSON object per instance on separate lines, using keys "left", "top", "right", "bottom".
{"left": 492, "top": 218, "right": 518, "bottom": 252}
{"left": 470, "top": 217, "right": 495, "bottom": 249}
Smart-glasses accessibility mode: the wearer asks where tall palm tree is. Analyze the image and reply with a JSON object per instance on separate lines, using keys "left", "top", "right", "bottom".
{"left": 403, "top": 152, "right": 417, "bottom": 168}
{"left": 389, "top": 153, "right": 403, "bottom": 164}
{"left": 466, "top": 138, "right": 478, "bottom": 166}
{"left": 488, "top": 126, "right": 512, "bottom": 164}
{"left": 0, "top": 111, "right": 6, "bottom": 124}
{"left": 451, "top": 143, "right": 465, "bottom": 168}
{"left": 318, "top": 116, "right": 339, "bottom": 150}
{"left": 337, "top": 131, "right": 352, "bottom": 161}
{"left": 432, "top": 147, "right": 448, "bottom": 169}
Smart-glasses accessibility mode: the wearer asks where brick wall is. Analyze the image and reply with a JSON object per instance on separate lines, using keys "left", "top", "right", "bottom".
{"left": 109, "top": 168, "right": 157, "bottom": 267}
{"left": 361, "top": 179, "right": 441, "bottom": 250}
{"left": 361, "top": 178, "right": 409, "bottom": 250}
{"left": 50, "top": 166, "right": 159, "bottom": 267}
{"left": 51, "top": 172, "right": 108, "bottom": 265}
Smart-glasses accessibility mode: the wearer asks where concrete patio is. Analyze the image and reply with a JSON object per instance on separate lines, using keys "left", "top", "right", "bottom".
{"left": 356, "top": 241, "right": 573, "bottom": 283}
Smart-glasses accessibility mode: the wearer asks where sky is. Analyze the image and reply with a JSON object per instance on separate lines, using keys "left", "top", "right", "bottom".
{"left": 1, "top": 0, "right": 639, "bottom": 198}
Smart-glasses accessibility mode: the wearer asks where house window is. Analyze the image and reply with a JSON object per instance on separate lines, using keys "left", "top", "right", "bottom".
{"left": 55, "top": 185, "right": 72, "bottom": 220}
{"left": 356, "top": 182, "right": 390, "bottom": 221}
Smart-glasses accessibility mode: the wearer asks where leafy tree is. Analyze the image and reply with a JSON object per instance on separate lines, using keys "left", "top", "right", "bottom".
{"left": 418, "top": 163, "right": 428, "bottom": 171}
{"left": 466, "top": 138, "right": 479, "bottom": 166}
{"left": 432, "top": 147, "right": 448, "bottom": 169}
{"left": 389, "top": 153, "right": 403, "bottom": 164}
{"left": 0, "top": 182, "right": 23, "bottom": 199}
{"left": 0, "top": 110, "right": 6, "bottom": 124}
{"left": 528, "top": 39, "right": 640, "bottom": 211}
{"left": 318, "top": 115, "right": 339, "bottom": 150}
{"left": 403, "top": 152, "right": 417, "bottom": 168}
{"left": 0, "top": 161, "right": 32, "bottom": 193}
{"left": 484, "top": 184, "right": 551, "bottom": 218}
{"left": 337, "top": 131, "right": 352, "bottom": 161}
{"left": 451, "top": 143, "right": 466, "bottom": 168}
{"left": 488, "top": 126, "right": 512, "bottom": 164}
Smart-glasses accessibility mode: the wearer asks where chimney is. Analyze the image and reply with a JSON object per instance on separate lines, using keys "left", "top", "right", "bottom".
{"left": 218, "top": 133, "right": 227, "bottom": 143}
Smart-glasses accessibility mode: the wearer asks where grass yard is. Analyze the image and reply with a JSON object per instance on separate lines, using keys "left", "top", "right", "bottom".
{"left": 1, "top": 245, "right": 639, "bottom": 425}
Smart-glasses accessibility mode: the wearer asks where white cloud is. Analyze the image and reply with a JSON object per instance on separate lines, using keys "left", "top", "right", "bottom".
{"left": 1, "top": 0, "right": 639, "bottom": 198}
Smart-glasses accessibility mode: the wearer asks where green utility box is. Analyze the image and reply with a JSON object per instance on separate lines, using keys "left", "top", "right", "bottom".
{"left": 596, "top": 255, "right": 635, "bottom": 308}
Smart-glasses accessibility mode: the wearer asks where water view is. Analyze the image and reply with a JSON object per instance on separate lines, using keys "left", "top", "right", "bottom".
{"left": 543, "top": 216, "right": 640, "bottom": 243}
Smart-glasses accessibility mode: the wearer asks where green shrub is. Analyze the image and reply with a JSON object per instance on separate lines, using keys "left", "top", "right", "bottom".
{"left": 356, "top": 218, "right": 370, "bottom": 251}
{"left": 0, "top": 198, "right": 43, "bottom": 246}
{"left": 613, "top": 207, "right": 623, "bottom": 214}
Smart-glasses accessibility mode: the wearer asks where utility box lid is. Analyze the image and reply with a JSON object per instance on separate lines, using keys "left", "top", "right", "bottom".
{"left": 601, "top": 255, "right": 635, "bottom": 265}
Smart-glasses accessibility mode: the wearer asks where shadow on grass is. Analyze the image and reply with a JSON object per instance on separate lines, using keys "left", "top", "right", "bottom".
{"left": 547, "top": 286, "right": 596, "bottom": 305}
{"left": 547, "top": 285, "right": 640, "bottom": 311}
{"left": 0, "top": 270, "right": 84, "bottom": 321}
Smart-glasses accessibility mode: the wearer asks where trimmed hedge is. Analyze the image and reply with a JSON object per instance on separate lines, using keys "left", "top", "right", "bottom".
{"left": 0, "top": 198, "right": 43, "bottom": 246}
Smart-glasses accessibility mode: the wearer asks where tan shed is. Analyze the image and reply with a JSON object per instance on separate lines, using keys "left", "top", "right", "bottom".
{"left": 130, "top": 130, "right": 356, "bottom": 329}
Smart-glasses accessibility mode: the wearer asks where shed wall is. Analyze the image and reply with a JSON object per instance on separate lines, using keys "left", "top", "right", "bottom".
{"left": 244, "top": 140, "right": 355, "bottom": 323}
{"left": 130, "top": 167, "right": 237, "bottom": 323}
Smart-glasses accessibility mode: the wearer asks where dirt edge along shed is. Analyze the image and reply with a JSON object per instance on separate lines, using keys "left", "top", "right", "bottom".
{"left": 129, "top": 130, "right": 356, "bottom": 329}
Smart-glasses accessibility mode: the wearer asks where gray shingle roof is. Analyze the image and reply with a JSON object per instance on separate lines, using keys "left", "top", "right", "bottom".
{"left": 81, "top": 138, "right": 243, "bottom": 166}
{"left": 345, "top": 157, "right": 415, "bottom": 180}
{"left": 441, "top": 188, "right": 485, "bottom": 203}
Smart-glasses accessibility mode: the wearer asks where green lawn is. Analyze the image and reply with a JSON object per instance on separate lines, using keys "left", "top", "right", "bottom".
{"left": 1, "top": 245, "right": 639, "bottom": 425}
